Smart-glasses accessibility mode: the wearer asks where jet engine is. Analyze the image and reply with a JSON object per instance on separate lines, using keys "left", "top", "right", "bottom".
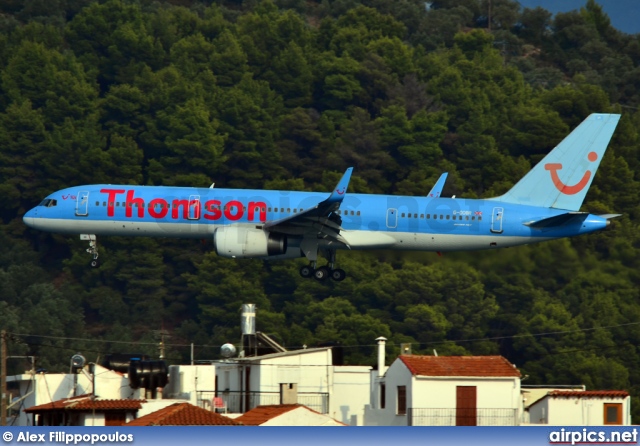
{"left": 214, "top": 226, "right": 287, "bottom": 258}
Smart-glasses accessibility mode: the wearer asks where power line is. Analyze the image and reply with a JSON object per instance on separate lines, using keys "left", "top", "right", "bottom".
{"left": 8, "top": 320, "right": 640, "bottom": 352}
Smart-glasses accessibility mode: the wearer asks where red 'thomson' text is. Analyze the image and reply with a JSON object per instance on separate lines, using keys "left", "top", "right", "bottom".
{"left": 100, "top": 189, "right": 267, "bottom": 222}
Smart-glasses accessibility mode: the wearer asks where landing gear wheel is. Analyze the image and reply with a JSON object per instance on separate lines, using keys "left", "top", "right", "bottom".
{"left": 314, "top": 266, "right": 330, "bottom": 281}
{"left": 330, "top": 268, "right": 346, "bottom": 281}
{"left": 299, "top": 265, "right": 314, "bottom": 278}
{"left": 82, "top": 235, "right": 100, "bottom": 268}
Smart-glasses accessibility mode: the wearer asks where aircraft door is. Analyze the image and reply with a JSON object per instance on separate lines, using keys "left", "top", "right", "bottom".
{"left": 490, "top": 207, "right": 504, "bottom": 233}
{"left": 188, "top": 195, "right": 201, "bottom": 220}
{"left": 75, "top": 191, "right": 89, "bottom": 216}
{"left": 386, "top": 208, "right": 398, "bottom": 228}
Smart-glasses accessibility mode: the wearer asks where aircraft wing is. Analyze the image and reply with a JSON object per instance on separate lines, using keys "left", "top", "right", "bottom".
{"left": 262, "top": 168, "right": 353, "bottom": 245}
{"left": 428, "top": 173, "right": 448, "bottom": 198}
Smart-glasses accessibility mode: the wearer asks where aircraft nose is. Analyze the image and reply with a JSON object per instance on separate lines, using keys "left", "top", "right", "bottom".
{"left": 23, "top": 208, "right": 37, "bottom": 227}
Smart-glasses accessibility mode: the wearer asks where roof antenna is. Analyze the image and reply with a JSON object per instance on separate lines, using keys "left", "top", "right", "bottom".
{"left": 433, "top": 349, "right": 438, "bottom": 356}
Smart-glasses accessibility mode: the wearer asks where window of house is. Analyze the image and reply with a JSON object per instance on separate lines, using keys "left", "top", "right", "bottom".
{"left": 380, "top": 383, "right": 386, "bottom": 409}
{"left": 397, "top": 386, "right": 406, "bottom": 415}
{"left": 604, "top": 403, "right": 623, "bottom": 425}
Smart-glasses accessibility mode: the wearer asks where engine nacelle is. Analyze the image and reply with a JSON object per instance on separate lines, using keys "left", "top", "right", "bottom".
{"left": 214, "top": 226, "right": 287, "bottom": 258}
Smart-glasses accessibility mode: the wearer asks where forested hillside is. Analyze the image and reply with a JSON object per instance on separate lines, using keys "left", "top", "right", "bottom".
{"left": 1, "top": 0, "right": 640, "bottom": 420}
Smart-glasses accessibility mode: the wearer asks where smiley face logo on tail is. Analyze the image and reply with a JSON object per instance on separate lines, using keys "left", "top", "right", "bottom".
{"left": 336, "top": 187, "right": 346, "bottom": 195}
{"left": 544, "top": 151, "right": 598, "bottom": 195}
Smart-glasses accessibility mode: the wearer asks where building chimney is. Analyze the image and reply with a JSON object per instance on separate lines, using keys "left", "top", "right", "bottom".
{"left": 376, "top": 337, "right": 387, "bottom": 377}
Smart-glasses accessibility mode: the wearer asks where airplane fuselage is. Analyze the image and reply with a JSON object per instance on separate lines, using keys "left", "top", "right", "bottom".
{"left": 23, "top": 185, "right": 609, "bottom": 255}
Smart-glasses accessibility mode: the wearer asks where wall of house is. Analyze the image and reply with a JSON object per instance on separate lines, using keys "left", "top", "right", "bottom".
{"left": 210, "top": 349, "right": 370, "bottom": 424}
{"left": 10, "top": 366, "right": 140, "bottom": 426}
{"left": 528, "top": 397, "right": 631, "bottom": 426}
{"left": 212, "top": 349, "right": 334, "bottom": 413}
{"left": 364, "top": 360, "right": 521, "bottom": 426}
{"left": 331, "top": 366, "right": 371, "bottom": 426}
{"left": 364, "top": 358, "right": 413, "bottom": 426}
{"left": 165, "top": 365, "right": 216, "bottom": 406}
{"left": 410, "top": 377, "right": 520, "bottom": 426}
{"left": 255, "top": 349, "right": 333, "bottom": 393}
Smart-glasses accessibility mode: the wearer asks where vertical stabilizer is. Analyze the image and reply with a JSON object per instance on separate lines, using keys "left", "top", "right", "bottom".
{"left": 495, "top": 113, "right": 620, "bottom": 211}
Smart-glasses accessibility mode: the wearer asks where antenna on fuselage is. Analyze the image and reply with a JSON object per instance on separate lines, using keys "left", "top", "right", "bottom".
{"left": 210, "top": 183, "right": 215, "bottom": 188}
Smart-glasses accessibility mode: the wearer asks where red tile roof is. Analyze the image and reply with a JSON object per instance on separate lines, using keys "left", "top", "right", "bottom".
{"left": 398, "top": 355, "right": 521, "bottom": 377}
{"left": 25, "top": 395, "right": 145, "bottom": 413}
{"left": 127, "top": 403, "right": 242, "bottom": 426}
{"left": 234, "top": 404, "right": 307, "bottom": 426}
{"left": 548, "top": 391, "right": 629, "bottom": 399}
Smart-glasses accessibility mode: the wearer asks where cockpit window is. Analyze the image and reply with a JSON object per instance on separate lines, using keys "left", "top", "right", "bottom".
{"left": 38, "top": 199, "right": 57, "bottom": 207}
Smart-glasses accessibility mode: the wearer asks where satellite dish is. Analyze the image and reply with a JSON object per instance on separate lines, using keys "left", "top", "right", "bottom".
{"left": 221, "top": 343, "right": 237, "bottom": 358}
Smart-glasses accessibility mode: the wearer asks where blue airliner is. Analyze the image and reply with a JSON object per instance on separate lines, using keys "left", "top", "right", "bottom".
{"left": 23, "top": 113, "right": 621, "bottom": 281}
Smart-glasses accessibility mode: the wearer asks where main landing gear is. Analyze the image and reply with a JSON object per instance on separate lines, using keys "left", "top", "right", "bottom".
{"left": 299, "top": 250, "right": 346, "bottom": 282}
{"left": 299, "top": 263, "right": 346, "bottom": 281}
{"left": 81, "top": 234, "right": 100, "bottom": 268}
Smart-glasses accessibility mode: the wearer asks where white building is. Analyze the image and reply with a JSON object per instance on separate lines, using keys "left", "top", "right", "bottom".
{"left": 365, "top": 348, "right": 522, "bottom": 426}
{"left": 527, "top": 390, "right": 631, "bottom": 426}
{"left": 163, "top": 364, "right": 216, "bottom": 407}
{"left": 7, "top": 364, "right": 142, "bottom": 426}
{"left": 195, "top": 347, "right": 371, "bottom": 425}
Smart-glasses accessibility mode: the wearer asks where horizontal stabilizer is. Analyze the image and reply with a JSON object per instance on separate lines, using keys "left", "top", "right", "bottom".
{"left": 599, "top": 213, "right": 622, "bottom": 220}
{"left": 524, "top": 212, "right": 588, "bottom": 228}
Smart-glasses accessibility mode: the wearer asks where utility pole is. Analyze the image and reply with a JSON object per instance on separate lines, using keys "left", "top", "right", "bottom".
{"left": 1, "top": 330, "right": 7, "bottom": 426}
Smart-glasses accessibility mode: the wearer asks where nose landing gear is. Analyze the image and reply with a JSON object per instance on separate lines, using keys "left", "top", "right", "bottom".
{"left": 81, "top": 234, "right": 100, "bottom": 268}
